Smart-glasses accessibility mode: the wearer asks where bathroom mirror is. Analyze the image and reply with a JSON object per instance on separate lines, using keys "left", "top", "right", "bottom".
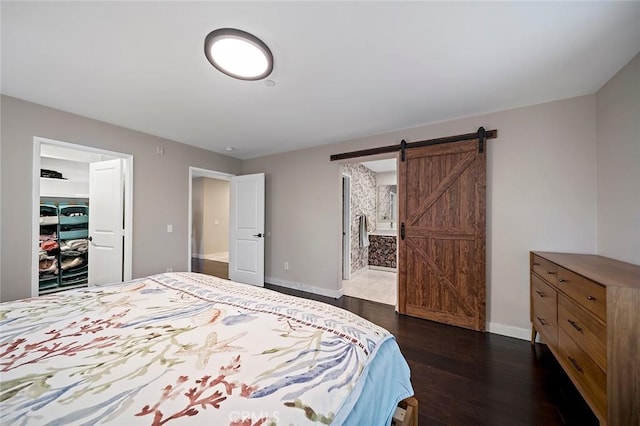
{"left": 377, "top": 185, "right": 396, "bottom": 223}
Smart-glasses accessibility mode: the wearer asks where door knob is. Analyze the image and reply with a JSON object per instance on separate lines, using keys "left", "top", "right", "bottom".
{"left": 253, "top": 233, "right": 263, "bottom": 238}
{"left": 88, "top": 236, "right": 93, "bottom": 242}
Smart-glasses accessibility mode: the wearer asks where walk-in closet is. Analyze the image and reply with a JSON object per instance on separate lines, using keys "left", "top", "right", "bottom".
{"left": 34, "top": 140, "right": 133, "bottom": 296}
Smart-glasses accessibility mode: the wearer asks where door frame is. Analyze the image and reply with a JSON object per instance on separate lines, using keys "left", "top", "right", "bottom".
{"left": 341, "top": 174, "right": 351, "bottom": 280}
{"left": 187, "top": 167, "right": 234, "bottom": 272}
{"left": 338, "top": 155, "right": 399, "bottom": 299}
{"left": 31, "top": 137, "right": 133, "bottom": 297}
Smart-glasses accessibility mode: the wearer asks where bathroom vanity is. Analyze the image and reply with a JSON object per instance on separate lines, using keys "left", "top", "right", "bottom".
{"left": 368, "top": 233, "right": 397, "bottom": 269}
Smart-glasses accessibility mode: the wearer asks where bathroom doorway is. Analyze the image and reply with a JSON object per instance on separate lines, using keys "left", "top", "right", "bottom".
{"left": 340, "top": 157, "right": 398, "bottom": 306}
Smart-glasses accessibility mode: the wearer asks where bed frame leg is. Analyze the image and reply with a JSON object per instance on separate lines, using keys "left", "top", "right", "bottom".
{"left": 398, "top": 396, "right": 419, "bottom": 426}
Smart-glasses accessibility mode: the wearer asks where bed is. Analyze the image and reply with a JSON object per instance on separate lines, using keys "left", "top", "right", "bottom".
{"left": 0, "top": 272, "right": 415, "bottom": 425}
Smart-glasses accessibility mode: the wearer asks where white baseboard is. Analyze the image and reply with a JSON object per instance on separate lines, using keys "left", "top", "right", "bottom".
{"left": 486, "top": 322, "right": 531, "bottom": 341}
{"left": 192, "top": 253, "right": 208, "bottom": 259}
{"left": 265, "top": 276, "right": 344, "bottom": 299}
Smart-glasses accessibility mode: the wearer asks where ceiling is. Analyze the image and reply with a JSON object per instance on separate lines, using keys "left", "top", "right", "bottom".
{"left": 2, "top": 2, "right": 639, "bottom": 160}
{"left": 361, "top": 159, "right": 397, "bottom": 174}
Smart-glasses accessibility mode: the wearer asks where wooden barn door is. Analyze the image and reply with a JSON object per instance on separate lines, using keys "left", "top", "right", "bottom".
{"left": 398, "top": 138, "right": 486, "bottom": 331}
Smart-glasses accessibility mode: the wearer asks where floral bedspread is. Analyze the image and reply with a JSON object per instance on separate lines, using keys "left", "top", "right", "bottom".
{"left": 0, "top": 273, "right": 393, "bottom": 425}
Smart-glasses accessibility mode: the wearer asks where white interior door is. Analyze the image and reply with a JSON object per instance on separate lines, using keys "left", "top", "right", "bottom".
{"left": 89, "top": 159, "right": 124, "bottom": 285}
{"left": 229, "top": 173, "right": 265, "bottom": 286}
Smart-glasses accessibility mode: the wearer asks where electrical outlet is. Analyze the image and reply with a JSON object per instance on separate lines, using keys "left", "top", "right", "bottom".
{"left": 166, "top": 268, "right": 173, "bottom": 272}
{"left": 284, "top": 262, "right": 289, "bottom": 270}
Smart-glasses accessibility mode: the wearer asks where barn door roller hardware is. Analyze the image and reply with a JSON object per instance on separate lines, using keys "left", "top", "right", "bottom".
{"left": 330, "top": 128, "right": 497, "bottom": 162}
{"left": 477, "top": 127, "right": 486, "bottom": 153}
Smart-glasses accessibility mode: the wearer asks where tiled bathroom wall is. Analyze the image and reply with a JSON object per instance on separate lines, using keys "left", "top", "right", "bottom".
{"left": 368, "top": 235, "right": 397, "bottom": 268}
{"left": 342, "top": 163, "right": 376, "bottom": 274}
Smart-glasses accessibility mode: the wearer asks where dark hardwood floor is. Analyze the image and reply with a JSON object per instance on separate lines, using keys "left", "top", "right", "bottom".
{"left": 192, "top": 261, "right": 596, "bottom": 425}
{"left": 264, "top": 284, "right": 598, "bottom": 426}
{"left": 191, "top": 257, "right": 228, "bottom": 279}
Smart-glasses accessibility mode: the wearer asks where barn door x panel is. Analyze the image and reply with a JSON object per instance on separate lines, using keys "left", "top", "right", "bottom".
{"left": 398, "top": 139, "right": 486, "bottom": 331}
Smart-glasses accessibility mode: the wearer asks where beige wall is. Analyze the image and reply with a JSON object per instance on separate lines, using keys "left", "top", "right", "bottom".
{"left": 375, "top": 171, "right": 397, "bottom": 186}
{"left": 0, "top": 95, "right": 242, "bottom": 301}
{"left": 596, "top": 53, "right": 640, "bottom": 265}
{"left": 204, "top": 178, "right": 230, "bottom": 255}
{"left": 244, "top": 95, "right": 598, "bottom": 337}
{"left": 242, "top": 145, "right": 343, "bottom": 296}
{"left": 192, "top": 177, "right": 229, "bottom": 256}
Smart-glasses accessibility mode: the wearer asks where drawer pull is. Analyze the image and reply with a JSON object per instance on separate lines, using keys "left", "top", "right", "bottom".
{"left": 558, "top": 278, "right": 567, "bottom": 283}
{"left": 535, "top": 290, "right": 545, "bottom": 298}
{"left": 567, "top": 319, "right": 583, "bottom": 333}
{"left": 533, "top": 262, "right": 540, "bottom": 266}
{"left": 586, "top": 295, "right": 596, "bottom": 301}
{"left": 547, "top": 271, "right": 556, "bottom": 275}
{"left": 536, "top": 316, "right": 546, "bottom": 326}
{"left": 568, "top": 356, "right": 584, "bottom": 374}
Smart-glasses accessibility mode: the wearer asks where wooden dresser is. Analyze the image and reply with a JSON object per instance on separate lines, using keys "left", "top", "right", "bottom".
{"left": 530, "top": 252, "right": 640, "bottom": 426}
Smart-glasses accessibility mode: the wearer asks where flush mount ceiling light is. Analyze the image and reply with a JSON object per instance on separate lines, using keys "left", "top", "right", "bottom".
{"left": 204, "top": 28, "right": 273, "bottom": 81}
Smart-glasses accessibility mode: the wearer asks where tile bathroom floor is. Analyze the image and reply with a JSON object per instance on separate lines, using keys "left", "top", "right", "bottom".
{"left": 342, "top": 268, "right": 397, "bottom": 305}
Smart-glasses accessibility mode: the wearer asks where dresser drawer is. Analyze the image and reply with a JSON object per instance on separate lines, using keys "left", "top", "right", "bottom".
{"left": 530, "top": 251, "right": 640, "bottom": 424}
{"left": 557, "top": 267, "right": 606, "bottom": 322}
{"left": 558, "top": 329, "right": 607, "bottom": 419}
{"left": 531, "top": 274, "right": 558, "bottom": 347}
{"left": 531, "top": 255, "right": 558, "bottom": 287}
{"left": 558, "top": 294, "right": 606, "bottom": 372}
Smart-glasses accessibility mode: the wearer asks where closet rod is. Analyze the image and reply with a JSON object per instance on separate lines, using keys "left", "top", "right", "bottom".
{"left": 330, "top": 128, "right": 497, "bottom": 162}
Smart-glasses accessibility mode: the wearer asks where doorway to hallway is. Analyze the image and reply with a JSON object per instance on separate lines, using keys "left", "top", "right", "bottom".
{"left": 190, "top": 168, "right": 231, "bottom": 280}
